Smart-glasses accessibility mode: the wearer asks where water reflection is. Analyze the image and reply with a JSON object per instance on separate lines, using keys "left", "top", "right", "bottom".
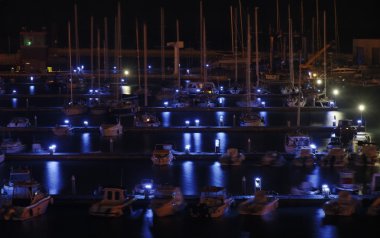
{"left": 81, "top": 133, "right": 91, "bottom": 153}
{"left": 44, "top": 161, "right": 62, "bottom": 195}
{"left": 180, "top": 161, "right": 197, "bottom": 195}
{"left": 161, "top": 111, "right": 170, "bottom": 127}
{"left": 208, "top": 162, "right": 224, "bottom": 187}
{"left": 29, "top": 85, "right": 35, "bottom": 95}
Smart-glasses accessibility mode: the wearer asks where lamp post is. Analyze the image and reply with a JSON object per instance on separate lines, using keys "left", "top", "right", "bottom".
{"left": 332, "top": 89, "right": 339, "bottom": 107}
{"left": 358, "top": 104, "right": 365, "bottom": 122}
{"left": 358, "top": 104, "right": 365, "bottom": 130}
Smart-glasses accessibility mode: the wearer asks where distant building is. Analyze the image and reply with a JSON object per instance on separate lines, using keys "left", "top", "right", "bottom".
{"left": 19, "top": 30, "right": 48, "bottom": 72}
{"left": 353, "top": 39, "right": 380, "bottom": 66}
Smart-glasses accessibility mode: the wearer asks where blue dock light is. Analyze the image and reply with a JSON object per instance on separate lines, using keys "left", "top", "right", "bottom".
{"left": 357, "top": 119, "right": 362, "bottom": 126}
{"left": 64, "top": 119, "right": 70, "bottom": 124}
{"left": 310, "top": 144, "right": 317, "bottom": 154}
{"left": 322, "top": 184, "right": 330, "bottom": 198}
{"left": 163, "top": 101, "right": 169, "bottom": 108}
{"left": 185, "top": 144, "right": 191, "bottom": 154}
{"left": 254, "top": 177, "right": 262, "bottom": 192}
{"left": 195, "top": 119, "right": 200, "bottom": 126}
{"left": 185, "top": 120, "right": 190, "bottom": 127}
{"left": 30, "top": 76, "right": 34, "bottom": 82}
{"left": 261, "top": 101, "right": 266, "bottom": 107}
{"left": 83, "top": 120, "right": 88, "bottom": 127}
{"left": 215, "top": 139, "right": 220, "bottom": 153}
{"left": 49, "top": 144, "right": 57, "bottom": 154}
{"left": 12, "top": 89, "right": 17, "bottom": 94}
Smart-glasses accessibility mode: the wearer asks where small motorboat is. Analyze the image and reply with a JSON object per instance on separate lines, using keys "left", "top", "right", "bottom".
{"left": 238, "top": 190, "right": 279, "bottom": 216}
{"left": 322, "top": 191, "right": 360, "bottom": 216}
{"left": 89, "top": 187, "right": 136, "bottom": 217}
{"left": 334, "top": 170, "right": 361, "bottom": 194}
{"left": 151, "top": 144, "right": 175, "bottom": 166}
{"left": 99, "top": 121, "right": 123, "bottom": 137}
{"left": 134, "top": 112, "right": 161, "bottom": 127}
{"left": 150, "top": 185, "right": 186, "bottom": 217}
{"left": 52, "top": 124, "right": 73, "bottom": 136}
{"left": 7, "top": 117, "right": 31, "bottom": 128}
{"left": 62, "top": 102, "right": 87, "bottom": 116}
{"left": 190, "top": 186, "right": 234, "bottom": 218}
{"left": 0, "top": 138, "right": 26, "bottom": 153}
{"left": 239, "top": 112, "right": 265, "bottom": 127}
{"left": 219, "top": 148, "right": 245, "bottom": 166}
{"left": 0, "top": 168, "right": 53, "bottom": 221}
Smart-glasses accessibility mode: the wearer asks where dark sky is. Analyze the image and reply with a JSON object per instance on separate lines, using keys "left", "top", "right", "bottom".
{"left": 0, "top": 0, "right": 378, "bottom": 53}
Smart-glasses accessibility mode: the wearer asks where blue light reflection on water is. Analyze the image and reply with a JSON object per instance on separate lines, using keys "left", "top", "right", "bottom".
{"left": 180, "top": 161, "right": 197, "bottom": 195}
{"left": 45, "top": 161, "right": 62, "bottom": 195}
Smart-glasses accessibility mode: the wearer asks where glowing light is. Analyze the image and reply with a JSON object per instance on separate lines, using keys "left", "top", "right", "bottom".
{"left": 124, "top": 70, "right": 129, "bottom": 75}
{"left": 185, "top": 120, "right": 190, "bottom": 126}
{"left": 195, "top": 119, "right": 200, "bottom": 126}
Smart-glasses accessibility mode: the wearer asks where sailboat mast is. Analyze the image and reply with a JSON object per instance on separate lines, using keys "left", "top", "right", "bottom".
{"left": 135, "top": 19, "right": 141, "bottom": 91}
{"left": 323, "top": 11, "right": 327, "bottom": 98}
{"left": 90, "top": 16, "right": 94, "bottom": 90}
{"left": 68, "top": 21, "right": 73, "bottom": 104}
{"left": 246, "top": 14, "right": 251, "bottom": 105}
{"left": 143, "top": 23, "right": 148, "bottom": 107}
{"left": 97, "top": 29, "right": 101, "bottom": 91}
{"left": 254, "top": 7, "right": 259, "bottom": 88}
{"left": 161, "top": 8, "right": 165, "bottom": 81}
{"left": 74, "top": 3, "right": 80, "bottom": 66}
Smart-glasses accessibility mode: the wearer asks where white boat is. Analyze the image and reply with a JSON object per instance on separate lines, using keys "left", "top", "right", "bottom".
{"left": 62, "top": 102, "right": 87, "bottom": 116}
{"left": 133, "top": 179, "right": 156, "bottom": 199}
{"left": 99, "top": 121, "right": 123, "bottom": 137}
{"left": 281, "top": 85, "right": 299, "bottom": 95}
{"left": 52, "top": 124, "right": 73, "bottom": 136}
{"left": 286, "top": 95, "right": 307, "bottom": 107}
{"left": 89, "top": 187, "right": 136, "bottom": 217}
{"left": 134, "top": 112, "right": 161, "bottom": 127}
{"left": 238, "top": 190, "right": 279, "bottom": 216}
{"left": 219, "top": 148, "right": 245, "bottom": 165}
{"left": 284, "top": 132, "right": 312, "bottom": 154}
{"left": 240, "top": 112, "right": 265, "bottom": 127}
{"left": 150, "top": 185, "right": 186, "bottom": 217}
{"left": 319, "top": 147, "right": 349, "bottom": 167}
{"left": 322, "top": 191, "right": 359, "bottom": 216}
{"left": 0, "top": 139, "right": 26, "bottom": 153}
{"left": 108, "top": 99, "right": 137, "bottom": 114}
{"left": 7, "top": 117, "right": 31, "bottom": 127}
{"left": 151, "top": 144, "right": 175, "bottom": 166}
{"left": 185, "top": 81, "right": 219, "bottom": 95}
{"left": 190, "top": 186, "right": 234, "bottom": 218}
{"left": 0, "top": 169, "right": 52, "bottom": 221}
{"left": 261, "top": 151, "right": 287, "bottom": 167}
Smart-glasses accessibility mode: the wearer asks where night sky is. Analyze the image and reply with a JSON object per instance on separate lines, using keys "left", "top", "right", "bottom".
{"left": 0, "top": 0, "right": 378, "bottom": 53}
